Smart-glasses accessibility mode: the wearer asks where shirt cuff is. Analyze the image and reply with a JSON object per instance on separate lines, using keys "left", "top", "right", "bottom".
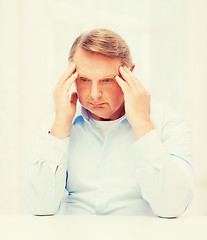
{"left": 132, "top": 129, "right": 168, "bottom": 171}
{"left": 41, "top": 133, "right": 69, "bottom": 173}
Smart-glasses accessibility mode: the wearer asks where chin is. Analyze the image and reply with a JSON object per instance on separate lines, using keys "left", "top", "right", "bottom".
{"left": 89, "top": 110, "right": 111, "bottom": 121}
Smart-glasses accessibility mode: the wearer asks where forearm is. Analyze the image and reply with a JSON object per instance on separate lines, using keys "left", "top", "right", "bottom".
{"left": 50, "top": 114, "right": 73, "bottom": 139}
{"left": 133, "top": 130, "right": 193, "bottom": 218}
{"left": 21, "top": 159, "right": 67, "bottom": 215}
{"left": 21, "top": 121, "right": 69, "bottom": 215}
{"left": 131, "top": 118, "right": 154, "bottom": 140}
{"left": 137, "top": 156, "right": 193, "bottom": 218}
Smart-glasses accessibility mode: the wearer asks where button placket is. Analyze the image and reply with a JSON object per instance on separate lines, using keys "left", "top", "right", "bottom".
{"left": 95, "top": 143, "right": 107, "bottom": 213}
{"left": 94, "top": 123, "right": 123, "bottom": 214}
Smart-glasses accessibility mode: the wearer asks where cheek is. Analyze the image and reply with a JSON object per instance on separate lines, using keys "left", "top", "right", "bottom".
{"left": 76, "top": 84, "right": 88, "bottom": 103}
{"left": 106, "top": 86, "right": 124, "bottom": 106}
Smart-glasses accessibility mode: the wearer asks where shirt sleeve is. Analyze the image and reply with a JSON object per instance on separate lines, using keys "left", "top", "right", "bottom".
{"left": 21, "top": 113, "right": 69, "bottom": 215}
{"left": 133, "top": 105, "right": 193, "bottom": 218}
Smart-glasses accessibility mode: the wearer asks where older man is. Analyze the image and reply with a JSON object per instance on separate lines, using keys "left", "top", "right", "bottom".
{"left": 21, "top": 29, "right": 193, "bottom": 217}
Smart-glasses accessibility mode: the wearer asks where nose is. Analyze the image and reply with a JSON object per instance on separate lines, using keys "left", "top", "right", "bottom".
{"left": 90, "top": 83, "right": 102, "bottom": 101}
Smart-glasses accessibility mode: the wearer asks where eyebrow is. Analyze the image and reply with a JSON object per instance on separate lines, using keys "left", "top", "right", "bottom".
{"left": 78, "top": 74, "right": 117, "bottom": 81}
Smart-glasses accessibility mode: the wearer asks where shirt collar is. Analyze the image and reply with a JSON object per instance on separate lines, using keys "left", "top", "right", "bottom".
{"left": 72, "top": 101, "right": 90, "bottom": 124}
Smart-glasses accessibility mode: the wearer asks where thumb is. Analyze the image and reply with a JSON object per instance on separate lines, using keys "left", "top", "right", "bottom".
{"left": 70, "top": 92, "right": 78, "bottom": 105}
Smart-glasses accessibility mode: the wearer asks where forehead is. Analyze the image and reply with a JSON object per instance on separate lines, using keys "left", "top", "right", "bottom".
{"left": 73, "top": 48, "right": 122, "bottom": 79}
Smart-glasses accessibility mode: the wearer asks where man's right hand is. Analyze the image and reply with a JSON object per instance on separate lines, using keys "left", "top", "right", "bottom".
{"left": 50, "top": 63, "right": 78, "bottom": 139}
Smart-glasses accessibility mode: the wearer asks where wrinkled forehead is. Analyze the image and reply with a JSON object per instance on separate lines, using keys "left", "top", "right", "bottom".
{"left": 73, "top": 48, "right": 122, "bottom": 80}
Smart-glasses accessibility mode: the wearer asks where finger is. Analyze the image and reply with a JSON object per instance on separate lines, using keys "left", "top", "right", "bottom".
{"left": 123, "top": 66, "right": 144, "bottom": 90}
{"left": 57, "top": 63, "right": 76, "bottom": 88}
{"left": 115, "top": 75, "right": 128, "bottom": 94}
{"left": 119, "top": 66, "right": 133, "bottom": 87}
{"left": 63, "top": 71, "right": 78, "bottom": 95}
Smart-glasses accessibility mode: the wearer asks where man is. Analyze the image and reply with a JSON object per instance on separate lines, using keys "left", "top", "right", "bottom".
{"left": 21, "top": 29, "right": 193, "bottom": 217}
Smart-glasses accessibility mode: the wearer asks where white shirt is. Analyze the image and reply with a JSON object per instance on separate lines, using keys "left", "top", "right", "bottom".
{"left": 21, "top": 99, "right": 193, "bottom": 217}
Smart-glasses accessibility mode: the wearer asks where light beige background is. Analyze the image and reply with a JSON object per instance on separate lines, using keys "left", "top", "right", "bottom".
{"left": 0, "top": 0, "right": 206, "bottom": 215}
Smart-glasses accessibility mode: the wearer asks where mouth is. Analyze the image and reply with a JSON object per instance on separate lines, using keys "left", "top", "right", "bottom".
{"left": 90, "top": 102, "right": 105, "bottom": 108}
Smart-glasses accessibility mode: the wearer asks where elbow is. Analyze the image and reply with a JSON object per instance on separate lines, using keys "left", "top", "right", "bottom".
{"left": 153, "top": 166, "right": 194, "bottom": 218}
{"left": 23, "top": 201, "right": 60, "bottom": 216}
{"left": 21, "top": 177, "right": 62, "bottom": 216}
{"left": 152, "top": 190, "right": 193, "bottom": 218}
{"left": 21, "top": 188, "right": 60, "bottom": 216}
{"left": 33, "top": 208, "right": 59, "bottom": 216}
{"left": 155, "top": 208, "right": 186, "bottom": 219}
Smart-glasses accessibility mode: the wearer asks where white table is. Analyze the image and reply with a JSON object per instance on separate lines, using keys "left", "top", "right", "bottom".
{"left": 1, "top": 215, "right": 207, "bottom": 240}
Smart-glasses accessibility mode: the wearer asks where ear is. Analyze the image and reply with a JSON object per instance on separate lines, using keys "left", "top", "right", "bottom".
{"left": 130, "top": 64, "right": 135, "bottom": 72}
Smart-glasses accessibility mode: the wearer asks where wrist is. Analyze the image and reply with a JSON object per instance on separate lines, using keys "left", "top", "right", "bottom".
{"left": 131, "top": 118, "right": 154, "bottom": 141}
{"left": 50, "top": 115, "right": 73, "bottom": 139}
{"left": 55, "top": 111, "right": 74, "bottom": 123}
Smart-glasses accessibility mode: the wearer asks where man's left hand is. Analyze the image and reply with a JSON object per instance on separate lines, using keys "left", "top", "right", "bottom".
{"left": 115, "top": 66, "right": 154, "bottom": 140}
